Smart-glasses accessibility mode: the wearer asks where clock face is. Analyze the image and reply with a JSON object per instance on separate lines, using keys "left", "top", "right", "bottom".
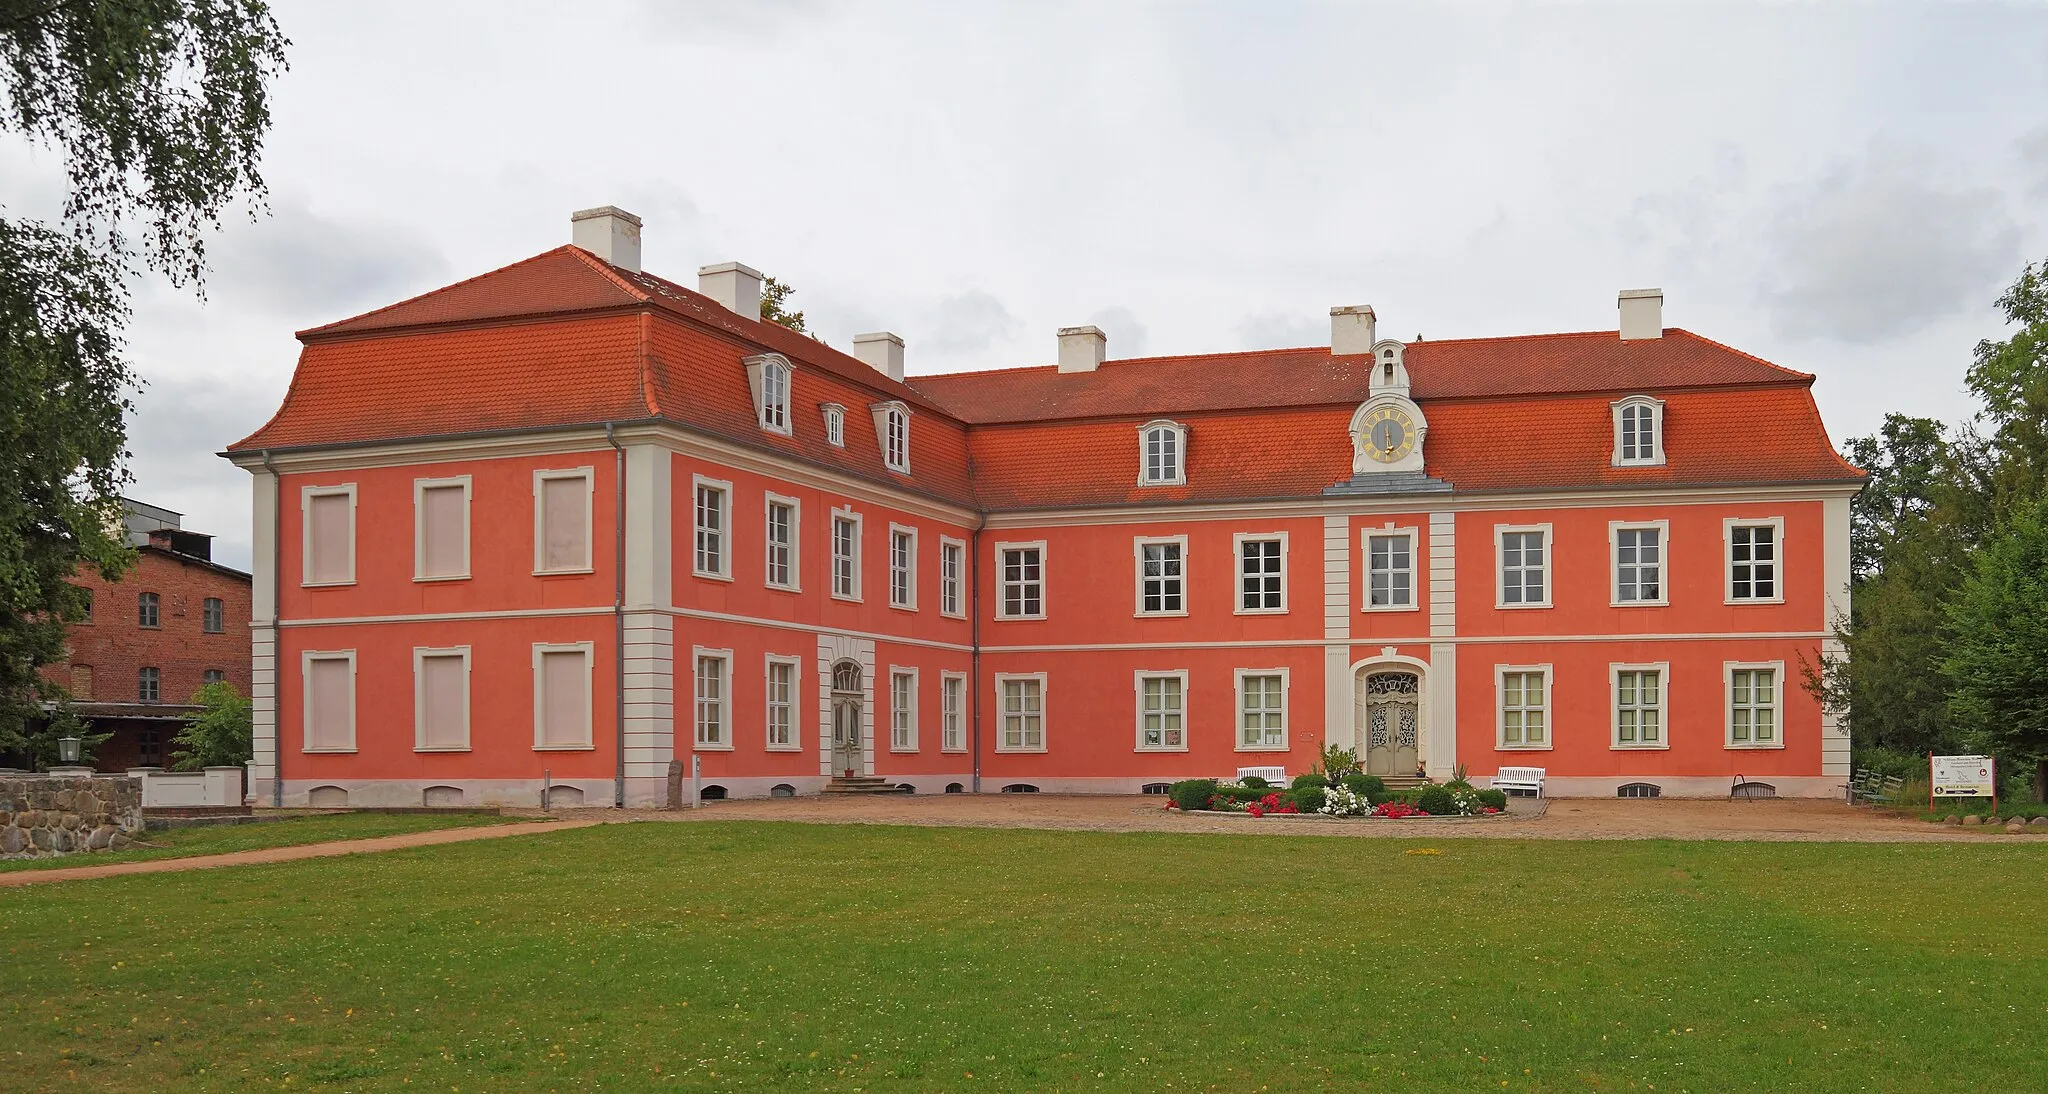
{"left": 1362, "top": 405, "right": 1417, "bottom": 463}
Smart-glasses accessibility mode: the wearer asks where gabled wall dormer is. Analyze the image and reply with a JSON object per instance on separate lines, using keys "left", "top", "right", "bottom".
{"left": 871, "top": 400, "right": 911, "bottom": 474}
{"left": 1612, "top": 395, "right": 1666, "bottom": 466}
{"left": 1347, "top": 339, "right": 1427, "bottom": 476}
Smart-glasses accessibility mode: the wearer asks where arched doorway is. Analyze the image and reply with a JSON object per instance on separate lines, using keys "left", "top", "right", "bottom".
{"left": 1357, "top": 668, "right": 1423, "bottom": 778}
{"left": 830, "top": 660, "right": 864, "bottom": 777}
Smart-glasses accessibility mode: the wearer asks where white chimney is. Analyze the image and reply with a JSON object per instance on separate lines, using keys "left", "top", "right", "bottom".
{"left": 1618, "top": 288, "right": 1664, "bottom": 341}
{"left": 1331, "top": 305, "right": 1377, "bottom": 355}
{"left": 570, "top": 206, "right": 642, "bottom": 273}
{"left": 699, "top": 262, "right": 764, "bottom": 321}
{"left": 852, "top": 331, "right": 906, "bottom": 382}
{"left": 1057, "top": 325, "right": 1106, "bottom": 373}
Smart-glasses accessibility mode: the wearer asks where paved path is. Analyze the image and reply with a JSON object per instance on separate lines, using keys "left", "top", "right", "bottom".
{"left": 0, "top": 819, "right": 600, "bottom": 888}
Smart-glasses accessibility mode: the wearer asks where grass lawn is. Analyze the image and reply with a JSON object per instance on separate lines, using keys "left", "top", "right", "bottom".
{"left": 0, "top": 811, "right": 519, "bottom": 874}
{"left": 3, "top": 822, "right": 2045, "bottom": 1092}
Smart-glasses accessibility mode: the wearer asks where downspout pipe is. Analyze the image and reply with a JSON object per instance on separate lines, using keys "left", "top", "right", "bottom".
{"left": 606, "top": 423, "right": 626, "bottom": 808}
{"left": 262, "top": 449, "right": 282, "bottom": 809}
{"left": 970, "top": 521, "right": 983, "bottom": 793}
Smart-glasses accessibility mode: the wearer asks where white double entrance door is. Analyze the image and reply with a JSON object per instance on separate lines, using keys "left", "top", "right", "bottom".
{"left": 1357, "top": 669, "right": 1422, "bottom": 778}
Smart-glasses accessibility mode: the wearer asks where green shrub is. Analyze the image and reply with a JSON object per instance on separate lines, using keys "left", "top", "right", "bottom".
{"left": 1443, "top": 777, "right": 1475, "bottom": 791}
{"left": 1415, "top": 785, "right": 1456, "bottom": 816}
{"left": 1238, "top": 774, "right": 1271, "bottom": 789}
{"left": 1289, "top": 786, "right": 1327, "bottom": 814}
{"left": 1291, "top": 773, "right": 1329, "bottom": 791}
{"left": 1343, "top": 773, "right": 1389, "bottom": 803}
{"left": 1168, "top": 779, "right": 1218, "bottom": 812}
{"left": 1476, "top": 788, "right": 1509, "bottom": 811}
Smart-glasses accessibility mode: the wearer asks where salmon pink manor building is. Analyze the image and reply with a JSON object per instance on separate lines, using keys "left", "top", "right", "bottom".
{"left": 224, "top": 207, "right": 1863, "bottom": 808}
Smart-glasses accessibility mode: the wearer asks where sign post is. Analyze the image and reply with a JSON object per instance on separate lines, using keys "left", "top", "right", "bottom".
{"left": 1930, "top": 753, "right": 1997, "bottom": 815}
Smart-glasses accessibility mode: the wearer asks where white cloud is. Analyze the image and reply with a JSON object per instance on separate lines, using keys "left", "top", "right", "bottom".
{"left": 1087, "top": 306, "right": 1148, "bottom": 358}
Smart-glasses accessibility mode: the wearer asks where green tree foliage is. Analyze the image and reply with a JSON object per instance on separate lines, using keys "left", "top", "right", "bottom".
{"left": 0, "top": 2, "right": 286, "bottom": 756}
{"left": 760, "top": 275, "right": 807, "bottom": 334}
{"left": 1944, "top": 493, "right": 2048, "bottom": 774}
{"left": 172, "top": 681, "right": 252, "bottom": 770}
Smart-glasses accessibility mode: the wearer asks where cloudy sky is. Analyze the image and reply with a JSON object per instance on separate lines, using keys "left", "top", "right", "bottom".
{"left": 5, "top": 1, "right": 2046, "bottom": 569}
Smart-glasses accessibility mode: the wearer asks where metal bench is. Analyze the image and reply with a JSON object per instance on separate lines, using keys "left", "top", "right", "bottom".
{"left": 1849, "top": 767, "right": 1905, "bottom": 805}
{"left": 1493, "top": 766, "right": 1546, "bottom": 797}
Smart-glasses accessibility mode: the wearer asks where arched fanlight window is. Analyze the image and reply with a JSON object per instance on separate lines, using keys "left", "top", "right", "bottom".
{"left": 871, "top": 401, "right": 911, "bottom": 473}
{"left": 760, "top": 360, "right": 789, "bottom": 431}
{"left": 822, "top": 404, "right": 845, "bottom": 447}
{"left": 1611, "top": 396, "right": 1665, "bottom": 467}
{"left": 1138, "top": 420, "right": 1186, "bottom": 486}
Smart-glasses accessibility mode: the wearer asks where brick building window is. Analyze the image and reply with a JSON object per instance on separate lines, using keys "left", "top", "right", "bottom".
{"left": 71, "top": 664, "right": 92, "bottom": 700}
{"left": 80, "top": 588, "right": 93, "bottom": 623}
{"left": 138, "top": 666, "right": 160, "bottom": 702}
{"left": 138, "top": 730, "right": 163, "bottom": 766}
{"left": 203, "top": 597, "right": 224, "bottom": 633}
{"left": 138, "top": 591, "right": 159, "bottom": 628}
{"left": 203, "top": 669, "right": 226, "bottom": 685}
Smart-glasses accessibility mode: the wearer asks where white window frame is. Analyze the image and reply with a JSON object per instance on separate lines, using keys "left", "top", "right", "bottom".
{"left": 532, "top": 467, "right": 596, "bottom": 575}
{"left": 1137, "top": 419, "right": 1187, "bottom": 486}
{"left": 1495, "top": 523, "right": 1553, "bottom": 610}
{"left": 1725, "top": 660, "right": 1786, "bottom": 749}
{"left": 412, "top": 475, "right": 473, "bottom": 583}
{"left": 1495, "top": 663, "right": 1553, "bottom": 751}
{"left": 301, "top": 648, "right": 358, "bottom": 753}
{"left": 888, "top": 523, "right": 918, "bottom": 611}
{"left": 531, "top": 641, "right": 596, "bottom": 750}
{"left": 830, "top": 507, "right": 863, "bottom": 602}
{"left": 995, "top": 540, "right": 1047, "bottom": 621}
{"left": 872, "top": 401, "right": 911, "bottom": 474}
{"left": 1611, "top": 395, "right": 1666, "bottom": 467}
{"left": 1132, "top": 669, "right": 1190, "bottom": 752}
{"left": 822, "top": 403, "right": 846, "bottom": 447}
{"left": 412, "top": 645, "right": 473, "bottom": 752}
{"left": 1234, "top": 667, "right": 1290, "bottom": 752}
{"left": 1233, "top": 531, "right": 1288, "bottom": 615}
{"left": 994, "top": 671, "right": 1048, "bottom": 753}
{"left": 300, "top": 483, "right": 358, "bottom": 588}
{"left": 764, "top": 654, "right": 802, "bottom": 751}
{"left": 1610, "top": 661, "right": 1669, "bottom": 751}
{"left": 745, "top": 353, "right": 794, "bottom": 436}
{"left": 691, "top": 475, "right": 733, "bottom": 581}
{"left": 938, "top": 536, "right": 967, "bottom": 619}
{"left": 692, "top": 646, "right": 735, "bottom": 750}
{"left": 764, "top": 493, "right": 802, "bottom": 592}
{"left": 1133, "top": 534, "right": 1190, "bottom": 618}
{"left": 940, "top": 670, "right": 968, "bottom": 752}
{"left": 1609, "top": 519, "right": 1670, "bottom": 607}
{"left": 889, "top": 666, "right": 919, "bottom": 752}
{"left": 1362, "top": 526, "right": 1420, "bottom": 612}
{"left": 1725, "top": 516, "right": 1787, "bottom": 605}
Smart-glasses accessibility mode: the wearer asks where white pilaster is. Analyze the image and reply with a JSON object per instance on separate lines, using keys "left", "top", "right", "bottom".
{"left": 248, "top": 468, "right": 279, "bottom": 804}
{"left": 624, "top": 444, "right": 672, "bottom": 611}
{"left": 1323, "top": 515, "right": 1352, "bottom": 753}
{"left": 622, "top": 612, "right": 674, "bottom": 782}
{"left": 1820, "top": 495, "right": 1853, "bottom": 777}
{"left": 1427, "top": 512, "right": 1457, "bottom": 777}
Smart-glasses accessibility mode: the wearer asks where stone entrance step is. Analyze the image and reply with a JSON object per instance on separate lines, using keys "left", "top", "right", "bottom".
{"left": 823, "top": 776, "right": 911, "bottom": 795}
{"left": 1377, "top": 776, "right": 1430, "bottom": 791}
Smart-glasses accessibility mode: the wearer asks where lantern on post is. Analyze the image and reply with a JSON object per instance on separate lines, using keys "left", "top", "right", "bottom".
{"left": 57, "top": 736, "right": 82, "bottom": 765}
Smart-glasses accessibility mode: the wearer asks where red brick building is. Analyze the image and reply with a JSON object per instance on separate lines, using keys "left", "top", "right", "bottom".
{"left": 35, "top": 503, "right": 253, "bottom": 771}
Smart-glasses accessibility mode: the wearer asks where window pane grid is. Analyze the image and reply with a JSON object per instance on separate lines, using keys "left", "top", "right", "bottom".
{"left": 941, "top": 543, "right": 962, "bottom": 614}
{"left": 942, "top": 677, "right": 964, "bottom": 750}
{"left": 1000, "top": 548, "right": 1042, "bottom": 617}
{"left": 1142, "top": 427, "right": 1180, "bottom": 483}
{"left": 891, "top": 672, "right": 915, "bottom": 749}
{"left": 695, "top": 656, "right": 725, "bottom": 746}
{"left": 694, "top": 486, "right": 725, "bottom": 575}
{"left": 1240, "top": 674, "right": 1284, "bottom": 748}
{"left": 766, "top": 661, "right": 794, "bottom": 747}
{"left": 832, "top": 517, "right": 858, "bottom": 597}
{"left": 1730, "top": 669, "right": 1777, "bottom": 743}
{"left": 1615, "top": 669, "right": 1661, "bottom": 744}
{"left": 1140, "top": 542, "right": 1184, "bottom": 613}
{"left": 1368, "top": 534, "right": 1413, "bottom": 607}
{"left": 1500, "top": 531, "right": 1547, "bottom": 605}
{"left": 1730, "top": 525, "right": 1778, "bottom": 600}
{"left": 761, "top": 363, "right": 788, "bottom": 429}
{"left": 1615, "top": 527, "right": 1662, "bottom": 602}
{"left": 1138, "top": 675, "right": 1184, "bottom": 749}
{"left": 1238, "top": 539, "right": 1282, "bottom": 610}
{"left": 1501, "top": 671, "right": 1546, "bottom": 745}
{"left": 138, "top": 592, "right": 159, "bottom": 628}
{"left": 1001, "top": 678, "right": 1043, "bottom": 750}
{"left": 890, "top": 531, "right": 914, "bottom": 607}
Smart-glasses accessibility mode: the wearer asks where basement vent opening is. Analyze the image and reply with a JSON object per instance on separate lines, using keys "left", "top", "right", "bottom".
{"left": 1001, "top": 783, "right": 1040, "bottom": 794}
{"left": 944, "top": 783, "right": 964, "bottom": 794}
{"left": 770, "top": 784, "right": 796, "bottom": 798}
{"left": 1616, "top": 782, "right": 1661, "bottom": 799}
{"left": 1731, "top": 781, "right": 1777, "bottom": 800}
{"left": 896, "top": 783, "right": 917, "bottom": 794}
{"left": 699, "top": 784, "right": 728, "bottom": 801}
{"left": 1140, "top": 783, "right": 1172, "bottom": 795}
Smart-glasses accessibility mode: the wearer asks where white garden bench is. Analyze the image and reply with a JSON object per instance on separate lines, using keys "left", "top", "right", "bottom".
{"left": 1235, "top": 765, "right": 1288, "bottom": 787}
{"left": 1492, "top": 766, "right": 1546, "bottom": 797}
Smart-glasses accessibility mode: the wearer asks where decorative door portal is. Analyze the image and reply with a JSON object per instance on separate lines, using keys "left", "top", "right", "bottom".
{"left": 1360, "top": 670, "right": 1421, "bottom": 777}
{"left": 830, "top": 660, "right": 864, "bottom": 777}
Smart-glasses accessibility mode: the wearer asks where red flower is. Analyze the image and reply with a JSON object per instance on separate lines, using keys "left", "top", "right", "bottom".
{"left": 1247, "top": 805, "right": 1265, "bottom": 817}
{"left": 1277, "top": 804, "right": 1299, "bottom": 814}
{"left": 1262, "top": 793, "right": 1282, "bottom": 808}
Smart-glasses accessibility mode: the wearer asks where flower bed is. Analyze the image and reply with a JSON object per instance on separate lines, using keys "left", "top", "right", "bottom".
{"left": 1164, "top": 776, "right": 1508, "bottom": 819}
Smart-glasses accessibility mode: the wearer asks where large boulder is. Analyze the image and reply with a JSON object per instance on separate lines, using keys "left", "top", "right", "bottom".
{"left": 2007, "top": 820, "right": 2028, "bottom": 834}
{"left": 88, "top": 825, "right": 115, "bottom": 850}
{"left": 1962, "top": 814, "right": 1984, "bottom": 826}
{"left": 2030, "top": 816, "right": 2048, "bottom": 829}
{"left": 0, "top": 826, "right": 22, "bottom": 854}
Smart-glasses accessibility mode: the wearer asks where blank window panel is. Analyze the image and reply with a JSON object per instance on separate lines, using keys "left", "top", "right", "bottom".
{"left": 307, "top": 493, "right": 353, "bottom": 583}
{"left": 418, "top": 484, "right": 468, "bottom": 578}
{"left": 539, "top": 650, "right": 591, "bottom": 748}
{"left": 418, "top": 654, "right": 469, "bottom": 749}
{"left": 540, "top": 476, "right": 590, "bottom": 571}
{"left": 306, "top": 657, "right": 354, "bottom": 750}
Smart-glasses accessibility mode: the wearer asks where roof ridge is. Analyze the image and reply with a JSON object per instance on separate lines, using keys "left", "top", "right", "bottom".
{"left": 563, "top": 245, "right": 656, "bottom": 302}
{"left": 912, "top": 345, "right": 1337, "bottom": 385}
{"left": 296, "top": 245, "right": 623, "bottom": 340}
{"left": 1662, "top": 327, "right": 1815, "bottom": 382}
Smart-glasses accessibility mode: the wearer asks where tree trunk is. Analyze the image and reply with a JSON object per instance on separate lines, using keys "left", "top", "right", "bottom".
{"left": 2034, "top": 758, "right": 2047, "bottom": 804}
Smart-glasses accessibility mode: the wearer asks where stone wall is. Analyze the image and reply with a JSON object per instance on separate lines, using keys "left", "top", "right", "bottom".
{"left": 0, "top": 774, "right": 144, "bottom": 858}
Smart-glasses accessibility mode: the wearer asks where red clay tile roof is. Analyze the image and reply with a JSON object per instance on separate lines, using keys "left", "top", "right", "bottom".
{"left": 232, "top": 245, "right": 1862, "bottom": 509}
{"left": 906, "top": 330, "right": 1811, "bottom": 424}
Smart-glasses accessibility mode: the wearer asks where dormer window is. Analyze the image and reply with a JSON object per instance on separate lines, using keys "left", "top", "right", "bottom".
{"left": 743, "top": 354, "right": 794, "bottom": 437}
{"left": 822, "top": 404, "right": 845, "bottom": 447}
{"left": 1138, "top": 420, "right": 1186, "bottom": 486}
{"left": 1612, "top": 396, "right": 1665, "bottom": 467}
{"left": 872, "top": 401, "right": 910, "bottom": 473}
